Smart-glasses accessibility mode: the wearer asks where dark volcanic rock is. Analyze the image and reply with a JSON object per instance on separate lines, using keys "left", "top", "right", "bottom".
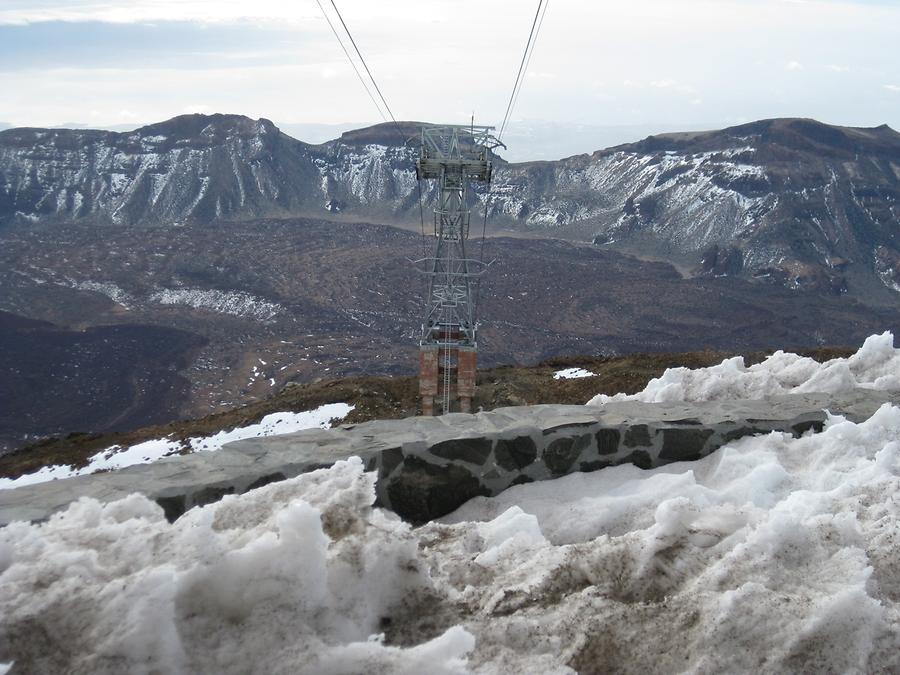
{"left": 624, "top": 425, "right": 653, "bottom": 448}
{"left": 544, "top": 436, "right": 583, "bottom": 474}
{"left": 494, "top": 436, "right": 538, "bottom": 471}
{"left": 385, "top": 455, "right": 489, "bottom": 524}
{"left": 0, "top": 310, "right": 206, "bottom": 452}
{"left": 700, "top": 245, "right": 744, "bottom": 277}
{"left": 595, "top": 428, "right": 621, "bottom": 455}
{"left": 429, "top": 437, "right": 493, "bottom": 465}
{"left": 1, "top": 218, "right": 898, "bottom": 451}
{"left": 619, "top": 450, "right": 653, "bottom": 470}
{"left": 658, "top": 428, "right": 715, "bottom": 462}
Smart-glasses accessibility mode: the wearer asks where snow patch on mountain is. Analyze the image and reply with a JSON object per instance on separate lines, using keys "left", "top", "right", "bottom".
{"left": 68, "top": 280, "right": 133, "bottom": 308}
{"left": 149, "top": 288, "right": 283, "bottom": 322}
{"left": 314, "top": 142, "right": 417, "bottom": 207}
{"left": 487, "top": 146, "right": 776, "bottom": 250}
{"left": 553, "top": 367, "right": 596, "bottom": 380}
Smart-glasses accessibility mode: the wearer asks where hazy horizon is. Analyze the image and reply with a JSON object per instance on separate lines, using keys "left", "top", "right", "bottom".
{"left": 1, "top": 0, "right": 897, "bottom": 160}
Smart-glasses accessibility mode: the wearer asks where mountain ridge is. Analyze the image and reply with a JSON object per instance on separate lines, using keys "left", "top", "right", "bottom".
{"left": 1, "top": 114, "right": 899, "bottom": 301}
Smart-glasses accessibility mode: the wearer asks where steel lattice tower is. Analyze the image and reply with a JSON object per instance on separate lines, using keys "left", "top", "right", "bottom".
{"left": 414, "top": 124, "right": 504, "bottom": 415}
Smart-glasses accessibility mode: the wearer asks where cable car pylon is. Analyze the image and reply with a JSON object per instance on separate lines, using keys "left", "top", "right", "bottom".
{"left": 412, "top": 124, "right": 505, "bottom": 415}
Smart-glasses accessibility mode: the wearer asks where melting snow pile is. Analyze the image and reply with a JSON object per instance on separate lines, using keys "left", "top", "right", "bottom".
{"left": 553, "top": 368, "right": 596, "bottom": 380}
{"left": 2, "top": 405, "right": 898, "bottom": 673}
{"left": 0, "top": 458, "right": 472, "bottom": 674}
{"left": 0, "top": 403, "right": 354, "bottom": 491}
{"left": 589, "top": 331, "right": 900, "bottom": 405}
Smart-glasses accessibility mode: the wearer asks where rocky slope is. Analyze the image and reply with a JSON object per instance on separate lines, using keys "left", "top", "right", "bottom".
{"left": 2, "top": 216, "right": 896, "bottom": 452}
{"left": 498, "top": 119, "right": 900, "bottom": 301}
{"left": 2, "top": 115, "right": 899, "bottom": 299}
{"left": 0, "top": 115, "right": 420, "bottom": 228}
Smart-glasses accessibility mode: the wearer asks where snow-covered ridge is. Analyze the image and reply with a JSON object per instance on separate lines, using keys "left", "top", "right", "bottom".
{"left": 0, "top": 403, "right": 354, "bottom": 491}
{"left": 149, "top": 288, "right": 283, "bottom": 322}
{"left": 314, "top": 142, "right": 417, "bottom": 209}
{"left": 589, "top": 331, "right": 900, "bottom": 405}
{"left": 490, "top": 146, "right": 774, "bottom": 246}
{"left": 46, "top": 276, "right": 285, "bottom": 322}
{"left": 4, "top": 117, "right": 899, "bottom": 300}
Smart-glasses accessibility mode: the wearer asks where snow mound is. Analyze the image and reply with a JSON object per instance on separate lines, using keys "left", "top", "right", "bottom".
{"left": 0, "top": 458, "right": 474, "bottom": 674}
{"left": 437, "top": 403, "right": 900, "bottom": 672}
{"left": 0, "top": 403, "right": 354, "bottom": 491}
{"left": 3, "top": 407, "right": 898, "bottom": 673}
{"left": 588, "top": 331, "right": 900, "bottom": 405}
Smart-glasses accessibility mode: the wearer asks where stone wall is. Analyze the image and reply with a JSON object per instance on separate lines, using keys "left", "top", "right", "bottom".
{"left": 1, "top": 389, "right": 895, "bottom": 526}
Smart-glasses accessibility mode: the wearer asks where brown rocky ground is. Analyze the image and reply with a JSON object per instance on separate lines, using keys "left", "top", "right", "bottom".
{"left": 2, "top": 217, "right": 893, "bottom": 454}
{"left": 0, "top": 346, "right": 853, "bottom": 481}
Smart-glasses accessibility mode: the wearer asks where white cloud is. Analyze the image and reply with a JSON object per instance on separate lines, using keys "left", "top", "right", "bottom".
{"left": 183, "top": 104, "right": 210, "bottom": 114}
{"left": 649, "top": 78, "right": 696, "bottom": 94}
{"left": 0, "top": 0, "right": 318, "bottom": 25}
{"left": 828, "top": 64, "right": 850, "bottom": 73}
{"left": 884, "top": 84, "right": 900, "bottom": 93}
{"left": 786, "top": 60, "right": 804, "bottom": 71}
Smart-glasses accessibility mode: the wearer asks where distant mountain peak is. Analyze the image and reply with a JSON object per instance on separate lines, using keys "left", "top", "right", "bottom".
{"left": 335, "top": 121, "right": 426, "bottom": 147}
{"left": 608, "top": 117, "right": 900, "bottom": 159}
{"left": 133, "top": 113, "right": 278, "bottom": 142}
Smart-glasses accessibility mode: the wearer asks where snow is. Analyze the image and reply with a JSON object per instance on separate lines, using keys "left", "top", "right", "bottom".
{"left": 437, "top": 403, "right": 899, "bottom": 672}
{"left": 0, "top": 404, "right": 354, "bottom": 491}
{"left": 553, "top": 367, "right": 596, "bottom": 380}
{"left": 149, "top": 288, "right": 283, "bottom": 322}
{"left": 0, "top": 458, "right": 475, "bottom": 674}
{"left": 189, "top": 404, "right": 354, "bottom": 452}
{"left": 70, "top": 280, "right": 133, "bottom": 308}
{"left": 589, "top": 330, "right": 900, "bottom": 405}
{"left": 2, "top": 405, "right": 898, "bottom": 672}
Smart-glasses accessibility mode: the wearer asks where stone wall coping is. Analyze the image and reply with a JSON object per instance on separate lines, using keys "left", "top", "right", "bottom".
{"left": 1, "top": 388, "right": 896, "bottom": 526}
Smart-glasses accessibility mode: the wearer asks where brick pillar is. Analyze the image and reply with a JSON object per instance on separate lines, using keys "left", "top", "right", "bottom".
{"left": 419, "top": 345, "right": 439, "bottom": 416}
{"left": 457, "top": 347, "right": 477, "bottom": 414}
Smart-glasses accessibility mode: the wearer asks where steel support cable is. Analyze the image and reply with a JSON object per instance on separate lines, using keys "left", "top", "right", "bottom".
{"left": 316, "top": 0, "right": 428, "bottom": 262}
{"left": 508, "top": 0, "right": 549, "bottom": 130}
{"left": 328, "top": 0, "right": 398, "bottom": 124}
{"left": 314, "top": 0, "right": 387, "bottom": 122}
{"left": 479, "top": 177, "right": 491, "bottom": 263}
{"left": 498, "top": 0, "right": 544, "bottom": 141}
{"left": 417, "top": 177, "right": 428, "bottom": 258}
{"left": 472, "top": 174, "right": 491, "bottom": 330}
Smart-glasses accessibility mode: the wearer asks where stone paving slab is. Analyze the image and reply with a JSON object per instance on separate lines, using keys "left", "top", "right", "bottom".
{"left": 1, "top": 389, "right": 896, "bottom": 526}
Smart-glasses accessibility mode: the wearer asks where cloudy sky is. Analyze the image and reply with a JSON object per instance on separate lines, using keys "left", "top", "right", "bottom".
{"left": 1, "top": 0, "right": 898, "bottom": 158}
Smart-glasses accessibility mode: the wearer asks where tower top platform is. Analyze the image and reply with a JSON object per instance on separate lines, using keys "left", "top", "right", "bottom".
{"left": 416, "top": 124, "right": 505, "bottom": 181}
